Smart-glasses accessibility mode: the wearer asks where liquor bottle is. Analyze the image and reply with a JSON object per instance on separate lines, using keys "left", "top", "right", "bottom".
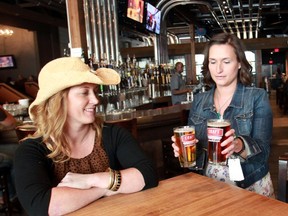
{"left": 154, "top": 66, "right": 159, "bottom": 85}
{"left": 118, "top": 52, "right": 123, "bottom": 67}
{"left": 126, "top": 54, "right": 131, "bottom": 68}
{"left": 63, "top": 48, "right": 69, "bottom": 57}
{"left": 160, "top": 65, "right": 166, "bottom": 85}
{"left": 103, "top": 53, "right": 108, "bottom": 68}
{"left": 88, "top": 54, "right": 93, "bottom": 69}
{"left": 132, "top": 54, "right": 137, "bottom": 68}
{"left": 92, "top": 53, "right": 99, "bottom": 70}
{"left": 81, "top": 50, "right": 86, "bottom": 63}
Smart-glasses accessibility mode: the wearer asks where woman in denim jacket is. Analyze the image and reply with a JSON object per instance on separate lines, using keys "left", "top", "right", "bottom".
{"left": 172, "top": 33, "right": 274, "bottom": 197}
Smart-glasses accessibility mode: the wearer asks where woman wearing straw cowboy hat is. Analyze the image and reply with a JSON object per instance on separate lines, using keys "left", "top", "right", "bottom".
{"left": 14, "top": 57, "right": 158, "bottom": 216}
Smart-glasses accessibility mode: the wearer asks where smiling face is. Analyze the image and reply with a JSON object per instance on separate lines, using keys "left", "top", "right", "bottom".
{"left": 66, "top": 83, "right": 99, "bottom": 127}
{"left": 208, "top": 44, "right": 241, "bottom": 88}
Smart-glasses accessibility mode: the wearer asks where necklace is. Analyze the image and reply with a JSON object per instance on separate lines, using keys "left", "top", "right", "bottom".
{"left": 215, "top": 93, "right": 233, "bottom": 119}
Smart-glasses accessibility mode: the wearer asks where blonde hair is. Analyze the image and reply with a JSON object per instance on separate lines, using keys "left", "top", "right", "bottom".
{"left": 29, "top": 88, "right": 104, "bottom": 163}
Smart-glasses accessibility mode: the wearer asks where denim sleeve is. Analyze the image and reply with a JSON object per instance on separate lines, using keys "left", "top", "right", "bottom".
{"left": 239, "top": 91, "right": 272, "bottom": 162}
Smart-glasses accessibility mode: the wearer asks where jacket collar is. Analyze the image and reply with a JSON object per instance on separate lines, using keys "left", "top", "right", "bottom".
{"left": 202, "top": 82, "right": 245, "bottom": 111}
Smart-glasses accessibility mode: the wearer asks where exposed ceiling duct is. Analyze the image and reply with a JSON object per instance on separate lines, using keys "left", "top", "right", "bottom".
{"left": 164, "top": 0, "right": 287, "bottom": 40}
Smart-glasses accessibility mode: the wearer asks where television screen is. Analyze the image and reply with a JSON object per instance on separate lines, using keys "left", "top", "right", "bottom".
{"left": 145, "top": 3, "right": 161, "bottom": 34}
{"left": 127, "top": 0, "right": 144, "bottom": 23}
{"left": 0, "top": 55, "right": 16, "bottom": 69}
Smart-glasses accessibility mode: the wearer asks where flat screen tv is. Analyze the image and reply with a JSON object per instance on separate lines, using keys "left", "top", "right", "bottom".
{"left": 127, "top": 0, "right": 145, "bottom": 23}
{"left": 0, "top": 55, "right": 16, "bottom": 69}
{"left": 145, "top": 3, "right": 161, "bottom": 34}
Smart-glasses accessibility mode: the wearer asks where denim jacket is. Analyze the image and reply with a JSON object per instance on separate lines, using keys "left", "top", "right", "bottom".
{"left": 188, "top": 83, "right": 273, "bottom": 188}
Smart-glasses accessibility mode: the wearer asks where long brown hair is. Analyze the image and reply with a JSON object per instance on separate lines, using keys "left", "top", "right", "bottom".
{"left": 29, "top": 88, "right": 104, "bottom": 163}
{"left": 202, "top": 33, "right": 253, "bottom": 86}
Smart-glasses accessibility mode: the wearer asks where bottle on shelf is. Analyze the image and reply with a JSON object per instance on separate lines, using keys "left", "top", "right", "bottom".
{"left": 81, "top": 50, "right": 86, "bottom": 63}
{"left": 63, "top": 48, "right": 70, "bottom": 57}
{"left": 132, "top": 54, "right": 137, "bottom": 68}
{"left": 88, "top": 53, "right": 94, "bottom": 69}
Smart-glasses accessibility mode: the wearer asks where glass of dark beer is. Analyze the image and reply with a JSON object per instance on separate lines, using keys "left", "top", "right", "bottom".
{"left": 174, "top": 126, "right": 196, "bottom": 168}
{"left": 207, "top": 119, "right": 231, "bottom": 165}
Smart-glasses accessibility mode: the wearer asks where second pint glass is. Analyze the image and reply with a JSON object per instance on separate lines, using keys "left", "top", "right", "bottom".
{"left": 174, "top": 126, "right": 196, "bottom": 168}
{"left": 207, "top": 119, "right": 231, "bottom": 165}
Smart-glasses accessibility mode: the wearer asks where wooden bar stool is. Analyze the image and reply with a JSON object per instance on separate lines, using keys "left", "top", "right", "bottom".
{"left": 278, "top": 153, "right": 288, "bottom": 202}
{"left": 15, "top": 124, "right": 36, "bottom": 142}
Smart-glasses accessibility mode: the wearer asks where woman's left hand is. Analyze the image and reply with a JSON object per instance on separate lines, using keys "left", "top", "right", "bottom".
{"left": 57, "top": 172, "right": 93, "bottom": 189}
{"left": 221, "top": 129, "right": 243, "bottom": 158}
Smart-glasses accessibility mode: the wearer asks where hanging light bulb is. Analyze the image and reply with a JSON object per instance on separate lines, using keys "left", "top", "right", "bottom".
{"left": 0, "top": 28, "right": 14, "bottom": 36}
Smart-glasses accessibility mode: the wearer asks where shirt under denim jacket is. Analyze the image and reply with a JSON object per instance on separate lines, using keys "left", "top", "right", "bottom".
{"left": 188, "top": 82, "right": 273, "bottom": 188}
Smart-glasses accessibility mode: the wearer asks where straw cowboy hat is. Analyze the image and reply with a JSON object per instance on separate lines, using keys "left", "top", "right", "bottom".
{"left": 29, "top": 57, "right": 120, "bottom": 119}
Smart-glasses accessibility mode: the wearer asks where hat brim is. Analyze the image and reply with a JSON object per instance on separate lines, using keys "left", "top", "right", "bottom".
{"left": 29, "top": 65, "right": 120, "bottom": 120}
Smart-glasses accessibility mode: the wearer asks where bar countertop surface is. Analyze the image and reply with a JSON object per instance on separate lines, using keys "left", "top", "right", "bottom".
{"left": 67, "top": 172, "right": 288, "bottom": 216}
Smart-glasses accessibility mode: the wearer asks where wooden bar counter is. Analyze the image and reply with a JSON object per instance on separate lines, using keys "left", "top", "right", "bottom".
{"left": 133, "top": 102, "right": 191, "bottom": 178}
{"left": 103, "top": 101, "right": 191, "bottom": 179}
{"left": 67, "top": 172, "right": 288, "bottom": 215}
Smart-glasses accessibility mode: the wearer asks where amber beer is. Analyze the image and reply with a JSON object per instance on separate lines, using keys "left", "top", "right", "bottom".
{"left": 207, "top": 119, "right": 231, "bottom": 165}
{"left": 174, "top": 126, "right": 196, "bottom": 168}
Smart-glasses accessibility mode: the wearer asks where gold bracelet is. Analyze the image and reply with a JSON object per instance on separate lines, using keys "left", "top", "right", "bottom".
{"left": 110, "top": 170, "right": 118, "bottom": 191}
{"left": 107, "top": 168, "right": 115, "bottom": 190}
{"left": 110, "top": 170, "right": 122, "bottom": 191}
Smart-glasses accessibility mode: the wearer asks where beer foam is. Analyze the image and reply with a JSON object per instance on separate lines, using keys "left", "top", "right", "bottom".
{"left": 207, "top": 121, "right": 230, "bottom": 127}
{"left": 174, "top": 127, "right": 194, "bottom": 133}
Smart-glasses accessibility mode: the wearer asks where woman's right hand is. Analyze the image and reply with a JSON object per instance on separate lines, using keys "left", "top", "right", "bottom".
{"left": 171, "top": 135, "right": 198, "bottom": 158}
{"left": 171, "top": 135, "right": 180, "bottom": 157}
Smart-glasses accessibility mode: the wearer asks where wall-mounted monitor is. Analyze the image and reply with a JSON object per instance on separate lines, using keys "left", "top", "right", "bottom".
{"left": 127, "top": 0, "right": 145, "bottom": 23}
{"left": 0, "top": 55, "right": 17, "bottom": 69}
{"left": 145, "top": 3, "right": 161, "bottom": 34}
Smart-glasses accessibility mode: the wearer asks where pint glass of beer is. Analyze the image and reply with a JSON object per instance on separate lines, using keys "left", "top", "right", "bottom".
{"left": 207, "top": 119, "right": 231, "bottom": 165}
{"left": 174, "top": 126, "right": 196, "bottom": 168}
